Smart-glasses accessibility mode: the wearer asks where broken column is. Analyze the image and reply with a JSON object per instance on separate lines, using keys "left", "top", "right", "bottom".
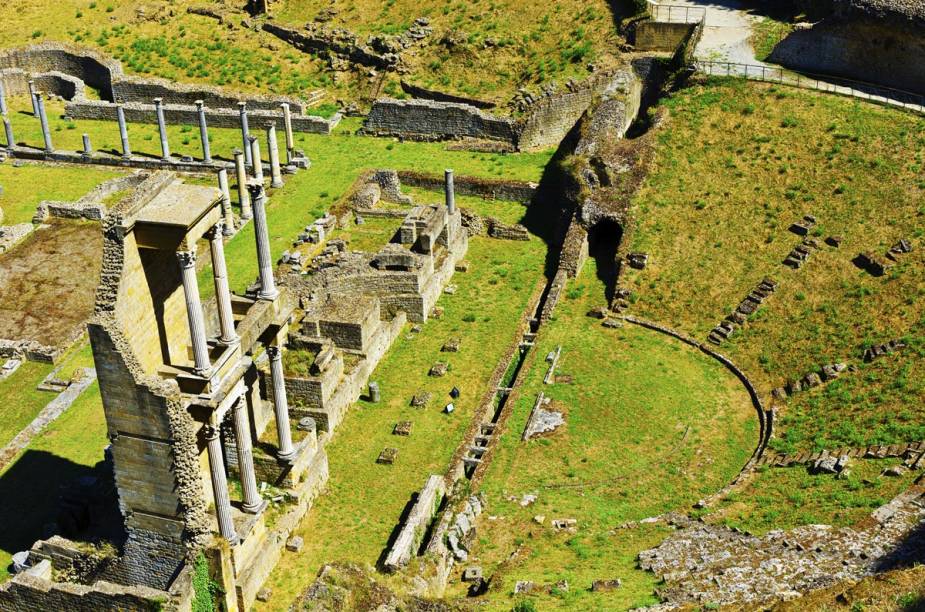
{"left": 28, "top": 80, "right": 37, "bottom": 116}
{"left": 34, "top": 92, "right": 52, "bottom": 152}
{"left": 217, "top": 168, "right": 234, "bottom": 235}
{"left": 0, "top": 80, "right": 7, "bottom": 115}
{"left": 195, "top": 100, "right": 211, "bottom": 163}
{"left": 238, "top": 101, "right": 251, "bottom": 165}
{"left": 154, "top": 98, "right": 170, "bottom": 161}
{"left": 231, "top": 396, "right": 263, "bottom": 513}
{"left": 249, "top": 135, "right": 264, "bottom": 184}
{"left": 116, "top": 104, "right": 131, "bottom": 158}
{"left": 204, "top": 425, "right": 238, "bottom": 542}
{"left": 81, "top": 133, "right": 92, "bottom": 157}
{"left": 234, "top": 149, "right": 253, "bottom": 220}
{"left": 445, "top": 169, "right": 456, "bottom": 214}
{"left": 267, "top": 123, "right": 284, "bottom": 188}
{"left": 248, "top": 183, "right": 278, "bottom": 300}
{"left": 177, "top": 251, "right": 211, "bottom": 375}
{"left": 280, "top": 102, "right": 294, "bottom": 164}
{"left": 3, "top": 117, "right": 13, "bottom": 150}
{"left": 267, "top": 346, "right": 296, "bottom": 460}
{"left": 209, "top": 222, "right": 239, "bottom": 346}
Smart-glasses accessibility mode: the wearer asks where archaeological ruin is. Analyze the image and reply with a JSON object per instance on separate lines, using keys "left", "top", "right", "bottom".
{"left": 0, "top": 0, "right": 923, "bottom": 610}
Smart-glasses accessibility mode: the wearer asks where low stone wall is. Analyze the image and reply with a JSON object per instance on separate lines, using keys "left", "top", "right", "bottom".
{"left": 539, "top": 270, "right": 568, "bottom": 322}
{"left": 396, "top": 170, "right": 537, "bottom": 203}
{"left": 399, "top": 81, "right": 496, "bottom": 109}
{"left": 0, "top": 338, "right": 61, "bottom": 363}
{"left": 0, "top": 68, "right": 85, "bottom": 101}
{"left": 635, "top": 21, "right": 697, "bottom": 52}
{"left": 382, "top": 474, "right": 446, "bottom": 572}
{"left": 361, "top": 98, "right": 518, "bottom": 144}
{"left": 0, "top": 573, "right": 169, "bottom": 612}
{"left": 8, "top": 145, "right": 234, "bottom": 173}
{"left": 65, "top": 99, "right": 339, "bottom": 134}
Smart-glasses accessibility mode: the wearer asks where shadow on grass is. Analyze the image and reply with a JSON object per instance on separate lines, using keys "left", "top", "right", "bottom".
{"left": 0, "top": 450, "right": 117, "bottom": 566}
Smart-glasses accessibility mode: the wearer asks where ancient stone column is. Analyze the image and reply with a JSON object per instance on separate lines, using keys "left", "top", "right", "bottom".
{"left": 209, "top": 223, "right": 239, "bottom": 346}
{"left": 154, "top": 98, "right": 170, "bottom": 161}
{"left": 195, "top": 100, "right": 212, "bottom": 163}
{"left": 280, "top": 102, "right": 294, "bottom": 164}
{"left": 116, "top": 105, "right": 131, "bottom": 158}
{"left": 231, "top": 396, "right": 263, "bottom": 513}
{"left": 204, "top": 425, "right": 238, "bottom": 542}
{"left": 267, "top": 123, "right": 284, "bottom": 188}
{"left": 0, "top": 80, "right": 7, "bottom": 116}
{"left": 81, "top": 134, "right": 92, "bottom": 156}
{"left": 34, "top": 93, "right": 53, "bottom": 153}
{"left": 248, "top": 135, "right": 264, "bottom": 184}
{"left": 233, "top": 149, "right": 253, "bottom": 220}
{"left": 248, "top": 183, "right": 279, "bottom": 301}
{"left": 267, "top": 346, "right": 296, "bottom": 460}
{"left": 177, "top": 251, "right": 212, "bottom": 375}
{"left": 238, "top": 101, "right": 251, "bottom": 165}
{"left": 445, "top": 169, "right": 456, "bottom": 215}
{"left": 217, "top": 168, "right": 234, "bottom": 235}
{"left": 3, "top": 117, "right": 13, "bottom": 150}
{"left": 28, "top": 80, "right": 38, "bottom": 116}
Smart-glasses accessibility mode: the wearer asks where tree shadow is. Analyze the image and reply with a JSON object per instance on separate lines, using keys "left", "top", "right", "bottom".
{"left": 0, "top": 450, "right": 121, "bottom": 567}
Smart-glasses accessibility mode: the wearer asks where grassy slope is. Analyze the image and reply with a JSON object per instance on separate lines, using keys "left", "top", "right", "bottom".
{"left": 0, "top": 0, "right": 628, "bottom": 106}
{"left": 257, "top": 233, "right": 548, "bottom": 610}
{"left": 467, "top": 259, "right": 757, "bottom": 610}
{"left": 0, "top": 164, "right": 122, "bottom": 225}
{"left": 625, "top": 78, "right": 925, "bottom": 453}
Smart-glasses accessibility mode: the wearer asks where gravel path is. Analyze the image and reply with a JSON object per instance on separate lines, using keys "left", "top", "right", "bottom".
{"left": 664, "top": 0, "right": 768, "bottom": 65}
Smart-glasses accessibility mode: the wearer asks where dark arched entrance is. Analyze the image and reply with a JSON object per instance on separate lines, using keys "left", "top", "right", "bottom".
{"left": 587, "top": 219, "right": 623, "bottom": 303}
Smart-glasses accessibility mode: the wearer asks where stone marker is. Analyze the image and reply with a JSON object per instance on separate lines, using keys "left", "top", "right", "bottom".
{"left": 81, "top": 133, "right": 92, "bottom": 156}
{"left": 449, "top": 386, "right": 460, "bottom": 399}
{"left": 442, "top": 338, "right": 461, "bottom": 352}
{"left": 377, "top": 447, "right": 398, "bottom": 464}
{"left": 411, "top": 390, "right": 432, "bottom": 407}
{"left": 429, "top": 362, "right": 448, "bottom": 377}
{"left": 444, "top": 403, "right": 455, "bottom": 414}
{"left": 368, "top": 381, "right": 381, "bottom": 402}
{"left": 393, "top": 421, "right": 412, "bottom": 436}
{"left": 116, "top": 104, "right": 131, "bottom": 158}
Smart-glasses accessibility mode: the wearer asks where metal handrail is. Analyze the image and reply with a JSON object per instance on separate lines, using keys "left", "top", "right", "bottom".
{"left": 692, "top": 60, "right": 925, "bottom": 114}
{"left": 647, "top": 1, "right": 707, "bottom": 24}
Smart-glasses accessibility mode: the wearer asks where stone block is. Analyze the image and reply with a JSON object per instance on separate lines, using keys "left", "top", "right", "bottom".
{"left": 286, "top": 536, "right": 303, "bottom": 552}
{"left": 393, "top": 421, "right": 412, "bottom": 436}
{"left": 429, "top": 362, "right": 448, "bottom": 377}
{"left": 377, "top": 447, "right": 398, "bottom": 464}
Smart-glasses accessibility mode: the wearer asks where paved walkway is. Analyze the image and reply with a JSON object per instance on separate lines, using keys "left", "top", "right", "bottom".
{"left": 661, "top": 0, "right": 766, "bottom": 64}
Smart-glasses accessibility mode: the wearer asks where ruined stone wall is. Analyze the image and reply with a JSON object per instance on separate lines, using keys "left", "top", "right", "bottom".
{"left": 770, "top": 18, "right": 925, "bottom": 94}
{"left": 396, "top": 170, "right": 537, "bottom": 203}
{"left": 361, "top": 98, "right": 518, "bottom": 143}
{"left": 0, "top": 68, "right": 85, "bottom": 100}
{"left": 65, "top": 99, "right": 338, "bottom": 134}
{"left": 0, "top": 43, "right": 119, "bottom": 99}
{"left": 0, "top": 574, "right": 168, "bottom": 612}
{"left": 635, "top": 21, "right": 697, "bottom": 51}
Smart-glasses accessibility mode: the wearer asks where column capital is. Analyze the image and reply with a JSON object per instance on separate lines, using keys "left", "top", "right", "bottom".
{"left": 153, "top": 97, "right": 163, "bottom": 106}
{"left": 203, "top": 425, "right": 220, "bottom": 441}
{"left": 266, "top": 345, "right": 281, "bottom": 360}
{"left": 279, "top": 102, "right": 289, "bottom": 110}
{"left": 246, "top": 182, "right": 265, "bottom": 199}
{"left": 177, "top": 250, "right": 196, "bottom": 269}
{"left": 209, "top": 221, "right": 225, "bottom": 239}
{"left": 238, "top": 101, "right": 247, "bottom": 111}
{"left": 195, "top": 99, "right": 205, "bottom": 109}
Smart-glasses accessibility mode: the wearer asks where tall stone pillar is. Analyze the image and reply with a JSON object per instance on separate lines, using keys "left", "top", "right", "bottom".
{"left": 267, "top": 123, "right": 284, "bottom": 188}
{"left": 81, "top": 134, "right": 92, "bottom": 157}
{"left": 204, "top": 425, "right": 238, "bottom": 542}
{"left": 234, "top": 149, "right": 253, "bottom": 220}
{"left": 217, "top": 169, "right": 235, "bottom": 235}
{"left": 209, "top": 223, "right": 239, "bottom": 346}
{"left": 238, "top": 101, "right": 251, "bottom": 165}
{"left": 267, "top": 346, "right": 296, "bottom": 461}
{"left": 34, "top": 93, "right": 53, "bottom": 153}
{"left": 248, "top": 135, "right": 264, "bottom": 184}
{"left": 177, "top": 251, "right": 212, "bottom": 375}
{"left": 154, "top": 98, "right": 170, "bottom": 161}
{"left": 28, "top": 80, "right": 38, "bottom": 116}
{"left": 231, "top": 397, "right": 263, "bottom": 513}
{"left": 280, "top": 102, "right": 294, "bottom": 164}
{"left": 3, "top": 117, "right": 13, "bottom": 150}
{"left": 247, "top": 183, "right": 279, "bottom": 301}
{"left": 445, "top": 169, "right": 456, "bottom": 215}
{"left": 195, "top": 100, "right": 212, "bottom": 163}
{"left": 116, "top": 105, "right": 131, "bottom": 158}
{"left": 0, "top": 80, "right": 7, "bottom": 116}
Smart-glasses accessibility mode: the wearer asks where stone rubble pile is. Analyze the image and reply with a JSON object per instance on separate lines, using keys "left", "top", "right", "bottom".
{"left": 783, "top": 236, "right": 821, "bottom": 269}
{"left": 771, "top": 362, "right": 851, "bottom": 400}
{"left": 708, "top": 277, "right": 778, "bottom": 345}
{"left": 446, "top": 495, "right": 484, "bottom": 562}
{"left": 863, "top": 338, "right": 907, "bottom": 362}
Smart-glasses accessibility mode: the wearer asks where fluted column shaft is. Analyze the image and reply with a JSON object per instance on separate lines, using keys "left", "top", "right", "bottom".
{"left": 177, "top": 251, "right": 211, "bottom": 374}
{"left": 35, "top": 93, "right": 52, "bottom": 152}
{"left": 209, "top": 223, "right": 238, "bottom": 346}
{"left": 0, "top": 80, "right": 7, "bottom": 116}
{"left": 81, "top": 134, "right": 92, "bottom": 156}
{"left": 217, "top": 168, "right": 234, "bottom": 235}
{"left": 3, "top": 117, "right": 13, "bottom": 150}
{"left": 233, "top": 149, "right": 253, "bottom": 220}
{"left": 116, "top": 105, "right": 131, "bottom": 158}
{"left": 445, "top": 168, "right": 456, "bottom": 215}
{"left": 28, "top": 81, "right": 38, "bottom": 116}
{"left": 154, "top": 98, "right": 170, "bottom": 160}
{"left": 267, "top": 123, "right": 283, "bottom": 188}
{"left": 249, "top": 135, "right": 264, "bottom": 184}
{"left": 248, "top": 184, "right": 278, "bottom": 301}
{"left": 205, "top": 426, "right": 238, "bottom": 542}
{"left": 267, "top": 346, "right": 295, "bottom": 460}
{"left": 280, "top": 103, "right": 294, "bottom": 164}
{"left": 231, "top": 398, "right": 262, "bottom": 513}
{"left": 195, "top": 100, "right": 211, "bottom": 163}
{"left": 238, "top": 102, "right": 251, "bottom": 165}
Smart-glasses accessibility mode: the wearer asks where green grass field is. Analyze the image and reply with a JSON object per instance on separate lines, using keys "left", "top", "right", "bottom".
{"left": 257, "top": 231, "right": 549, "bottom": 610}
{"left": 0, "top": 163, "right": 122, "bottom": 225}
{"left": 625, "top": 78, "right": 925, "bottom": 453}
{"left": 466, "top": 258, "right": 757, "bottom": 610}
